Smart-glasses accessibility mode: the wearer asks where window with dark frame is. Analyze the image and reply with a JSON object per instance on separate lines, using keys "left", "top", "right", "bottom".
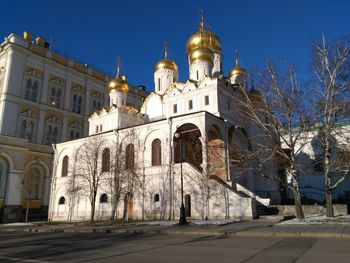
{"left": 205, "top": 95, "right": 209, "bottom": 105}
{"left": 173, "top": 104, "right": 177, "bottom": 113}
{"left": 188, "top": 100, "right": 193, "bottom": 110}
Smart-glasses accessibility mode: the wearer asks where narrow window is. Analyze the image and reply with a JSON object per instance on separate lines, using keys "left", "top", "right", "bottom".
{"left": 154, "top": 194, "right": 160, "bottom": 202}
{"left": 125, "top": 144, "right": 135, "bottom": 170}
{"left": 99, "top": 124, "right": 103, "bottom": 132}
{"left": 100, "top": 193, "right": 108, "bottom": 203}
{"left": 196, "top": 70, "right": 199, "bottom": 80}
{"left": 46, "top": 125, "right": 52, "bottom": 145}
{"left": 188, "top": 100, "right": 193, "bottom": 110}
{"left": 70, "top": 130, "right": 75, "bottom": 140}
{"left": 77, "top": 96, "right": 82, "bottom": 114}
{"left": 102, "top": 148, "right": 110, "bottom": 172}
{"left": 75, "top": 131, "right": 80, "bottom": 139}
{"left": 25, "top": 79, "right": 32, "bottom": 100}
{"left": 59, "top": 196, "right": 66, "bottom": 205}
{"left": 31, "top": 81, "right": 38, "bottom": 102}
{"left": 28, "top": 121, "right": 34, "bottom": 142}
{"left": 95, "top": 125, "right": 99, "bottom": 133}
{"left": 72, "top": 94, "right": 77, "bottom": 112}
{"left": 173, "top": 104, "right": 177, "bottom": 113}
{"left": 158, "top": 78, "right": 161, "bottom": 91}
{"left": 205, "top": 95, "right": 209, "bottom": 105}
{"left": 20, "top": 120, "right": 27, "bottom": 138}
{"left": 227, "top": 99, "right": 230, "bottom": 110}
{"left": 151, "top": 139, "right": 162, "bottom": 166}
{"left": 52, "top": 126, "right": 58, "bottom": 143}
{"left": 62, "top": 156, "right": 69, "bottom": 177}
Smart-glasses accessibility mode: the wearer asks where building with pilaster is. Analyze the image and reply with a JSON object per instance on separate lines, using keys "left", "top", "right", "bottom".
{"left": 49, "top": 17, "right": 280, "bottom": 222}
{"left": 0, "top": 31, "right": 146, "bottom": 222}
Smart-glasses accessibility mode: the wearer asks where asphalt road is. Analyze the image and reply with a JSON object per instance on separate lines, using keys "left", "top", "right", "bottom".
{"left": 1, "top": 232, "right": 350, "bottom": 263}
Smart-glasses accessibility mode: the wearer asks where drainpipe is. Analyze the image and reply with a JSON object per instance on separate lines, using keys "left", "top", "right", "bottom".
{"left": 48, "top": 144, "right": 58, "bottom": 221}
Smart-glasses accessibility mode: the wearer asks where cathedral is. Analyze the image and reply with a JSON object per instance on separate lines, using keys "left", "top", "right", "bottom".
{"left": 49, "top": 17, "right": 280, "bottom": 222}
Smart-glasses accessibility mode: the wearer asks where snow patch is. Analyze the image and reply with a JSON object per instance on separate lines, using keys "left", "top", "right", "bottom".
{"left": 277, "top": 214, "right": 350, "bottom": 225}
{"left": 2, "top": 222, "right": 35, "bottom": 227}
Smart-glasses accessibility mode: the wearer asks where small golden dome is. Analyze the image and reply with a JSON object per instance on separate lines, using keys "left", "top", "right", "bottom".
{"left": 155, "top": 59, "right": 178, "bottom": 72}
{"left": 189, "top": 46, "right": 214, "bottom": 64}
{"left": 249, "top": 87, "right": 264, "bottom": 100}
{"left": 108, "top": 76, "right": 129, "bottom": 93}
{"left": 186, "top": 13, "right": 222, "bottom": 55}
{"left": 155, "top": 42, "right": 178, "bottom": 72}
{"left": 108, "top": 58, "right": 129, "bottom": 93}
{"left": 229, "top": 49, "right": 248, "bottom": 79}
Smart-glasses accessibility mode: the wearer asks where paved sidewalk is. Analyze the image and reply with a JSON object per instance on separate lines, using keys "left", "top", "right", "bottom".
{"left": 1, "top": 219, "right": 350, "bottom": 239}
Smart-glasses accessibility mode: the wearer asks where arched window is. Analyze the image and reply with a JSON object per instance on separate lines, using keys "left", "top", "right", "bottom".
{"left": 70, "top": 130, "right": 75, "bottom": 140}
{"left": 58, "top": 196, "right": 66, "bottom": 205}
{"left": 32, "top": 81, "right": 38, "bottom": 102}
{"left": 77, "top": 96, "right": 82, "bottom": 113}
{"left": 72, "top": 94, "right": 77, "bottom": 112}
{"left": 25, "top": 79, "right": 32, "bottom": 100}
{"left": 100, "top": 193, "right": 108, "bottom": 203}
{"left": 154, "top": 194, "right": 160, "bottom": 202}
{"left": 75, "top": 131, "right": 80, "bottom": 139}
{"left": 28, "top": 121, "right": 34, "bottom": 142}
{"left": 23, "top": 167, "right": 43, "bottom": 200}
{"left": 50, "top": 87, "right": 62, "bottom": 108}
{"left": 125, "top": 144, "right": 135, "bottom": 170}
{"left": 101, "top": 148, "right": 110, "bottom": 172}
{"left": 52, "top": 127, "right": 58, "bottom": 143}
{"left": 20, "top": 120, "right": 27, "bottom": 138}
{"left": 151, "top": 139, "right": 162, "bottom": 166}
{"left": 62, "top": 155, "right": 69, "bottom": 177}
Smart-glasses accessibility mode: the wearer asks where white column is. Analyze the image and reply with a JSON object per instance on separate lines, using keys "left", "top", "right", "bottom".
{"left": 64, "top": 79, "right": 71, "bottom": 111}
{"left": 41, "top": 72, "right": 50, "bottom": 104}
{"left": 61, "top": 114, "right": 68, "bottom": 141}
{"left": 36, "top": 110, "right": 46, "bottom": 144}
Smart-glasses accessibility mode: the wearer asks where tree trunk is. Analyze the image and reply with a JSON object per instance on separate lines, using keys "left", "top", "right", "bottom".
{"left": 325, "top": 186, "right": 334, "bottom": 217}
{"left": 292, "top": 188, "right": 305, "bottom": 219}
{"left": 90, "top": 196, "right": 96, "bottom": 221}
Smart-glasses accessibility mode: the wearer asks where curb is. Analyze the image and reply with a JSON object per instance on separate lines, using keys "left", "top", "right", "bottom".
{"left": 1, "top": 227, "right": 350, "bottom": 239}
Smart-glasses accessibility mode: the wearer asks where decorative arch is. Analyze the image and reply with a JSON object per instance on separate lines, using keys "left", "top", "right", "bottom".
{"left": 207, "top": 125, "right": 226, "bottom": 181}
{"left": 173, "top": 123, "right": 202, "bottom": 170}
{"left": 228, "top": 126, "right": 251, "bottom": 185}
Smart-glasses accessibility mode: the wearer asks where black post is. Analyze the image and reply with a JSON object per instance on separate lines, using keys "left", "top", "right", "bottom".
{"left": 179, "top": 139, "right": 187, "bottom": 225}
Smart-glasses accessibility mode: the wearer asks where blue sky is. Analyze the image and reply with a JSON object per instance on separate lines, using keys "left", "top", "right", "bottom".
{"left": 1, "top": 0, "right": 350, "bottom": 91}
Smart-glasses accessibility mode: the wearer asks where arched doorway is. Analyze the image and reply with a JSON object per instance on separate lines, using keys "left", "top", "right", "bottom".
{"left": 207, "top": 125, "right": 226, "bottom": 181}
{"left": 173, "top": 123, "right": 202, "bottom": 171}
{"left": 228, "top": 126, "right": 251, "bottom": 187}
{"left": 123, "top": 193, "right": 133, "bottom": 220}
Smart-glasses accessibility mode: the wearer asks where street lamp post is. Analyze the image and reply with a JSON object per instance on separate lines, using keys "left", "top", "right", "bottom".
{"left": 174, "top": 128, "right": 187, "bottom": 225}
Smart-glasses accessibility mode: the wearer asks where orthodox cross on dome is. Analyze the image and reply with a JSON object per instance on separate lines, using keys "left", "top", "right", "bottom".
{"left": 199, "top": 9, "right": 205, "bottom": 30}
{"left": 115, "top": 56, "right": 121, "bottom": 77}
{"left": 164, "top": 41, "right": 168, "bottom": 59}
{"left": 235, "top": 49, "right": 239, "bottom": 66}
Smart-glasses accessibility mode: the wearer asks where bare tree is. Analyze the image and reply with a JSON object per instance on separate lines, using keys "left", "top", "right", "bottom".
{"left": 72, "top": 135, "right": 108, "bottom": 221}
{"left": 312, "top": 35, "right": 350, "bottom": 217}
{"left": 120, "top": 128, "right": 143, "bottom": 222}
{"left": 232, "top": 64, "right": 314, "bottom": 219}
{"left": 108, "top": 138, "right": 127, "bottom": 220}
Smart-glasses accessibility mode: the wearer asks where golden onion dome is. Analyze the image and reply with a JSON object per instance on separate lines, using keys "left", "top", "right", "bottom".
{"left": 249, "top": 87, "right": 264, "bottom": 100}
{"left": 229, "top": 49, "right": 248, "bottom": 79}
{"left": 108, "top": 76, "right": 129, "bottom": 93}
{"left": 108, "top": 59, "right": 129, "bottom": 93}
{"left": 189, "top": 45, "right": 214, "bottom": 64}
{"left": 186, "top": 30, "right": 222, "bottom": 55}
{"left": 155, "top": 59, "right": 178, "bottom": 72}
{"left": 155, "top": 42, "right": 178, "bottom": 72}
{"left": 186, "top": 13, "right": 222, "bottom": 55}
